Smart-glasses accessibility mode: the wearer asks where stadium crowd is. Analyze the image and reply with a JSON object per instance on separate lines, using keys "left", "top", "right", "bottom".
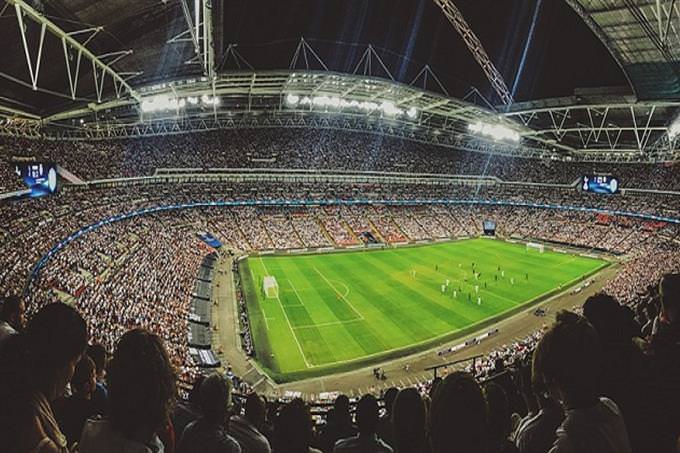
{"left": 3, "top": 128, "right": 680, "bottom": 193}
{"left": 0, "top": 127, "right": 679, "bottom": 452}
{"left": 1, "top": 272, "right": 679, "bottom": 453}
{"left": 0, "top": 181, "right": 677, "bottom": 391}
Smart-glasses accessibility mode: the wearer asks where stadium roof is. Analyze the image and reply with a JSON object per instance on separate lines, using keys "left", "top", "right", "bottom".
{"left": 0, "top": 0, "right": 677, "bottom": 161}
{"left": 0, "top": 0, "right": 627, "bottom": 118}
{"left": 565, "top": 0, "right": 680, "bottom": 100}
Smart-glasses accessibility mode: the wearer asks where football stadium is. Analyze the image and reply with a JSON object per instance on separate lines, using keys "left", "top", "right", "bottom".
{"left": 0, "top": 0, "right": 679, "bottom": 452}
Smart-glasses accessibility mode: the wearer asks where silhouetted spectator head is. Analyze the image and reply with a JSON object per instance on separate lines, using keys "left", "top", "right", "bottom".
{"left": 199, "top": 373, "right": 232, "bottom": 425}
{"left": 107, "top": 329, "right": 177, "bottom": 440}
{"left": 644, "top": 302, "right": 658, "bottom": 324}
{"left": 428, "top": 376, "right": 442, "bottom": 400}
{"left": 245, "top": 392, "right": 266, "bottom": 429}
{"left": 86, "top": 343, "right": 107, "bottom": 380}
{"left": 26, "top": 302, "right": 88, "bottom": 400}
{"left": 0, "top": 295, "right": 25, "bottom": 331}
{"left": 383, "top": 387, "right": 399, "bottom": 415}
{"left": 274, "top": 398, "right": 314, "bottom": 453}
{"left": 429, "top": 372, "right": 488, "bottom": 453}
{"left": 392, "top": 388, "right": 426, "bottom": 453}
{"left": 659, "top": 273, "right": 680, "bottom": 323}
{"left": 583, "top": 293, "right": 625, "bottom": 340}
{"left": 71, "top": 355, "right": 96, "bottom": 397}
{"left": 188, "top": 374, "right": 206, "bottom": 407}
{"left": 484, "top": 382, "right": 512, "bottom": 450}
{"left": 356, "top": 394, "right": 380, "bottom": 436}
{"left": 532, "top": 311, "right": 602, "bottom": 407}
{"left": 335, "top": 394, "right": 350, "bottom": 416}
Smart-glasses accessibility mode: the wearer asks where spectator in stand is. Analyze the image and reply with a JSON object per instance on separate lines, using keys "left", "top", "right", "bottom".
{"left": 0, "top": 295, "right": 25, "bottom": 347}
{"left": 485, "top": 382, "right": 519, "bottom": 453}
{"left": 513, "top": 363, "right": 539, "bottom": 442}
{"left": 646, "top": 274, "right": 680, "bottom": 453}
{"left": 273, "top": 398, "right": 321, "bottom": 453}
{"left": 318, "top": 395, "right": 357, "bottom": 453}
{"left": 391, "top": 388, "right": 427, "bottom": 453}
{"left": 428, "top": 371, "right": 488, "bottom": 453}
{"left": 86, "top": 343, "right": 108, "bottom": 415}
{"left": 0, "top": 302, "right": 88, "bottom": 453}
{"left": 53, "top": 355, "right": 99, "bottom": 448}
{"left": 641, "top": 302, "right": 658, "bottom": 338}
{"left": 172, "top": 374, "right": 205, "bottom": 439}
{"left": 333, "top": 394, "right": 392, "bottom": 453}
{"left": 376, "top": 387, "right": 398, "bottom": 449}
{"left": 514, "top": 363, "right": 563, "bottom": 453}
{"left": 532, "top": 311, "right": 632, "bottom": 453}
{"left": 231, "top": 393, "right": 271, "bottom": 453}
{"left": 79, "top": 329, "right": 177, "bottom": 453}
{"left": 177, "top": 373, "right": 241, "bottom": 453}
{"left": 582, "top": 294, "right": 651, "bottom": 453}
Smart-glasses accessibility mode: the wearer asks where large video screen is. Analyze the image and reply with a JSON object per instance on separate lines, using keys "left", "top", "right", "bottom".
{"left": 581, "top": 175, "right": 620, "bottom": 194}
{"left": 12, "top": 161, "right": 59, "bottom": 197}
{"left": 483, "top": 220, "right": 496, "bottom": 236}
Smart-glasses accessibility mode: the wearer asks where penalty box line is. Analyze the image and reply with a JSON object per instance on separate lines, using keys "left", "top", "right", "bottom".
{"left": 313, "top": 266, "right": 365, "bottom": 321}
{"left": 292, "top": 318, "right": 364, "bottom": 330}
{"left": 259, "top": 257, "right": 313, "bottom": 368}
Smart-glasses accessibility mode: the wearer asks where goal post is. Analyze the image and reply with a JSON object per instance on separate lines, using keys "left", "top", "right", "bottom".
{"left": 263, "top": 276, "right": 279, "bottom": 299}
{"left": 526, "top": 242, "right": 545, "bottom": 253}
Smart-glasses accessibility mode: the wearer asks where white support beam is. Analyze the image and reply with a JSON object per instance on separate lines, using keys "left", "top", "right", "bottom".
{"left": 0, "top": 101, "right": 40, "bottom": 120}
{"left": 432, "top": 0, "right": 513, "bottom": 106}
{"left": 8, "top": 0, "right": 140, "bottom": 103}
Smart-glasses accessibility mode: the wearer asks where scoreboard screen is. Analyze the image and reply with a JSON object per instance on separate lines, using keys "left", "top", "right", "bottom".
{"left": 581, "top": 175, "right": 620, "bottom": 194}
{"left": 483, "top": 220, "right": 496, "bottom": 236}
{"left": 12, "top": 161, "right": 59, "bottom": 197}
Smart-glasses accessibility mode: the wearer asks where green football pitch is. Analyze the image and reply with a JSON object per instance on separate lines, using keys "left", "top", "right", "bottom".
{"left": 240, "top": 238, "right": 607, "bottom": 382}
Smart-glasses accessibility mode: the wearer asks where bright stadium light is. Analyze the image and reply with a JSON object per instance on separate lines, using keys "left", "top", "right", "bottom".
{"left": 200, "top": 94, "right": 220, "bottom": 106}
{"left": 381, "top": 101, "right": 400, "bottom": 116}
{"left": 140, "top": 94, "right": 182, "bottom": 113}
{"left": 670, "top": 115, "right": 680, "bottom": 139}
{"left": 283, "top": 92, "right": 417, "bottom": 119}
{"left": 468, "top": 121, "right": 520, "bottom": 142}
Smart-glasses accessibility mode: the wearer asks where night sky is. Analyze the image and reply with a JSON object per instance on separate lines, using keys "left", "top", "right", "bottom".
{"left": 222, "top": 0, "right": 628, "bottom": 104}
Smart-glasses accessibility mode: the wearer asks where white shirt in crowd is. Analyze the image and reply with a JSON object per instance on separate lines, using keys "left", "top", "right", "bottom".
{"left": 0, "top": 320, "right": 17, "bottom": 347}
{"left": 550, "top": 397, "right": 632, "bottom": 453}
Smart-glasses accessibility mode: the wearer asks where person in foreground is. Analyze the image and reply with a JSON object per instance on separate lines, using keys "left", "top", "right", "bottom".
{"left": 79, "top": 329, "right": 177, "bottom": 453}
{"left": 532, "top": 310, "right": 632, "bottom": 453}
{"left": 0, "top": 295, "right": 25, "bottom": 347}
{"left": 0, "top": 302, "right": 88, "bottom": 453}
{"left": 391, "top": 388, "right": 427, "bottom": 453}
{"left": 177, "top": 373, "right": 241, "bottom": 453}
{"left": 52, "top": 355, "right": 99, "bottom": 448}
{"left": 273, "top": 398, "right": 322, "bottom": 453}
{"left": 428, "top": 371, "right": 488, "bottom": 453}
{"left": 230, "top": 392, "right": 271, "bottom": 453}
{"left": 333, "top": 394, "right": 393, "bottom": 453}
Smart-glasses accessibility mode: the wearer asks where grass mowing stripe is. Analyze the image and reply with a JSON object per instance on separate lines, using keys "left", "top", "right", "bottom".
{"left": 357, "top": 250, "right": 475, "bottom": 329}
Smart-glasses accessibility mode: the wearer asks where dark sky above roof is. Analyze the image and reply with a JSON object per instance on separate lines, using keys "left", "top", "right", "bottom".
{"left": 222, "top": 0, "right": 628, "bottom": 103}
{"left": 0, "top": 0, "right": 630, "bottom": 116}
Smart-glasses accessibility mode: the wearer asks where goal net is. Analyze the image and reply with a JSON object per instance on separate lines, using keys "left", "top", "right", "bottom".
{"left": 526, "top": 242, "right": 545, "bottom": 253}
{"left": 263, "top": 276, "right": 279, "bottom": 299}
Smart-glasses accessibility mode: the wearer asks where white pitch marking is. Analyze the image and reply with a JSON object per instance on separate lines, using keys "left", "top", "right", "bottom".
{"left": 313, "top": 266, "right": 364, "bottom": 320}
{"left": 293, "top": 318, "right": 364, "bottom": 330}
{"left": 259, "top": 257, "right": 312, "bottom": 368}
{"left": 288, "top": 279, "right": 305, "bottom": 306}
